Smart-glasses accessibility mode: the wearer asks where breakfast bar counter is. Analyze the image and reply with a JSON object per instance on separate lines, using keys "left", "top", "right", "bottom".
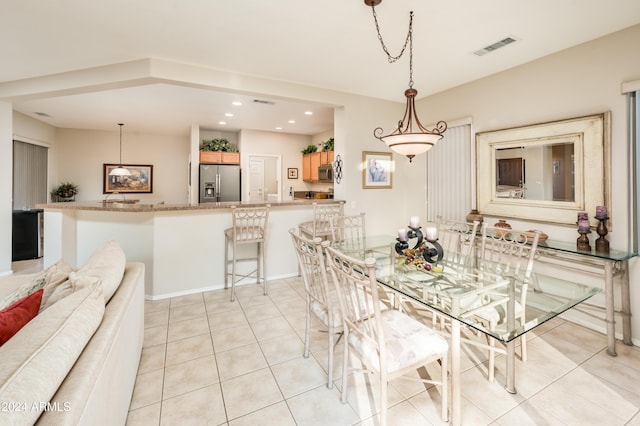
{"left": 39, "top": 199, "right": 343, "bottom": 299}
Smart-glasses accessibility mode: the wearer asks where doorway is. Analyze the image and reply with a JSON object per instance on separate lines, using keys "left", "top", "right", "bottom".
{"left": 247, "top": 154, "right": 281, "bottom": 202}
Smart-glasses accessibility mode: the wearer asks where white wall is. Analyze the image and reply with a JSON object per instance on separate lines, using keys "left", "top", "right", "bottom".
{"left": 416, "top": 23, "right": 640, "bottom": 341}
{"left": 54, "top": 128, "right": 190, "bottom": 204}
{"left": 239, "top": 129, "right": 312, "bottom": 199}
{"left": 0, "top": 102, "right": 12, "bottom": 275}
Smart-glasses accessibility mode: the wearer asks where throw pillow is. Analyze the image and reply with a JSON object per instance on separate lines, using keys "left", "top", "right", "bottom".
{"left": 41, "top": 274, "right": 101, "bottom": 311}
{"left": 73, "top": 240, "right": 126, "bottom": 303}
{"left": 0, "top": 289, "right": 44, "bottom": 346}
{"left": 0, "top": 259, "right": 73, "bottom": 311}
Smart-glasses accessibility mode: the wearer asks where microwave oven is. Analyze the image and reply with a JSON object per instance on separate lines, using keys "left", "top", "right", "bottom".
{"left": 318, "top": 165, "right": 333, "bottom": 182}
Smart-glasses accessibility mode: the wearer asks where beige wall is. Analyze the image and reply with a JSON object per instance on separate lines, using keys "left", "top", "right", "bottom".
{"left": 54, "top": 128, "right": 190, "bottom": 204}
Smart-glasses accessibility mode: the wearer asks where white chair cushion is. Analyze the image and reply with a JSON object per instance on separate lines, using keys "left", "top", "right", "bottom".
{"left": 310, "top": 291, "right": 342, "bottom": 329}
{"left": 0, "top": 283, "right": 105, "bottom": 425}
{"left": 348, "top": 309, "right": 448, "bottom": 374}
{"left": 225, "top": 226, "right": 264, "bottom": 241}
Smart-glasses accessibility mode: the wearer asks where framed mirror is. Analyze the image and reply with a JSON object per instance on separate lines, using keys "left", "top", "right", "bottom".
{"left": 476, "top": 113, "right": 610, "bottom": 226}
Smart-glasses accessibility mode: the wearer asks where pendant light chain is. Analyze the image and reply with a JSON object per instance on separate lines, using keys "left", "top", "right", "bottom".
{"left": 118, "top": 123, "right": 124, "bottom": 165}
{"left": 369, "top": 6, "right": 414, "bottom": 88}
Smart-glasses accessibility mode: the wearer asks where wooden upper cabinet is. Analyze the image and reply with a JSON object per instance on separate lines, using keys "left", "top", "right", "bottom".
{"left": 303, "top": 151, "right": 334, "bottom": 182}
{"left": 320, "top": 150, "right": 334, "bottom": 165}
{"left": 199, "top": 151, "right": 240, "bottom": 165}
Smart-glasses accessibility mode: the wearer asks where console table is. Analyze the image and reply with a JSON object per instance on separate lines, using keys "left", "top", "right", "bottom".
{"left": 534, "top": 239, "right": 637, "bottom": 356}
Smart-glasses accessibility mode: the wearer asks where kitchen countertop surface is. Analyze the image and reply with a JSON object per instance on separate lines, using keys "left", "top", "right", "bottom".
{"left": 37, "top": 198, "right": 344, "bottom": 213}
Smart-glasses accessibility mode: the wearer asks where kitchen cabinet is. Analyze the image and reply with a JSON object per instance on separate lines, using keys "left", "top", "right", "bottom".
{"left": 199, "top": 151, "right": 240, "bottom": 165}
{"left": 303, "top": 151, "right": 334, "bottom": 182}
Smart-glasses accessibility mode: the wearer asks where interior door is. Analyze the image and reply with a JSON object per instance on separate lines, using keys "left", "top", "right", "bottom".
{"left": 248, "top": 159, "right": 265, "bottom": 202}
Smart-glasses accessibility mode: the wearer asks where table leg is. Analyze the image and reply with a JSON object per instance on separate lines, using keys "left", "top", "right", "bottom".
{"left": 620, "top": 260, "right": 633, "bottom": 346}
{"left": 604, "top": 261, "right": 617, "bottom": 356}
{"left": 505, "top": 340, "right": 516, "bottom": 394}
{"left": 451, "top": 320, "right": 461, "bottom": 426}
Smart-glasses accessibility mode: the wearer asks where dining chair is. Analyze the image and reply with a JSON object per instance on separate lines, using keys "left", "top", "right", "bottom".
{"left": 323, "top": 243, "right": 449, "bottom": 424}
{"left": 298, "top": 202, "right": 345, "bottom": 241}
{"left": 473, "top": 223, "right": 541, "bottom": 382}
{"left": 288, "top": 229, "right": 342, "bottom": 389}
{"left": 436, "top": 217, "right": 481, "bottom": 267}
{"left": 329, "top": 212, "right": 366, "bottom": 242}
{"left": 224, "top": 205, "right": 270, "bottom": 302}
{"left": 420, "top": 217, "right": 481, "bottom": 328}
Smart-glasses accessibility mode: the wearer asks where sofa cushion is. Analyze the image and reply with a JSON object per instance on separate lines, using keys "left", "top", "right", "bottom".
{"left": 41, "top": 274, "right": 97, "bottom": 311}
{"left": 73, "top": 240, "right": 126, "bottom": 304}
{"left": 0, "top": 283, "right": 104, "bottom": 426}
{"left": 0, "top": 260, "right": 72, "bottom": 311}
{"left": 0, "top": 289, "right": 43, "bottom": 346}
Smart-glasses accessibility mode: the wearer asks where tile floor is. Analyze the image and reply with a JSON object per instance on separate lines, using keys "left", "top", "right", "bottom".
{"left": 123, "top": 275, "right": 640, "bottom": 426}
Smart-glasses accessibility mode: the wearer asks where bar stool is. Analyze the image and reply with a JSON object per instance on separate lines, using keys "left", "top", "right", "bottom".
{"left": 298, "top": 202, "right": 345, "bottom": 241}
{"left": 224, "top": 205, "right": 270, "bottom": 302}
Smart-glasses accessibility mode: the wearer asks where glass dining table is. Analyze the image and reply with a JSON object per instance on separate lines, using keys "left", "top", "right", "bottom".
{"left": 332, "top": 235, "right": 601, "bottom": 426}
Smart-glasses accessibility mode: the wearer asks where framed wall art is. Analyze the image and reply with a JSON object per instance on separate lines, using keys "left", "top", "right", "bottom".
{"left": 362, "top": 151, "right": 392, "bottom": 189}
{"left": 287, "top": 167, "right": 298, "bottom": 179}
{"left": 103, "top": 164, "right": 153, "bottom": 194}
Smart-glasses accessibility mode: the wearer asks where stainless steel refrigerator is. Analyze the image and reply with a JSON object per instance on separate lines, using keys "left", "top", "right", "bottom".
{"left": 199, "top": 164, "right": 241, "bottom": 203}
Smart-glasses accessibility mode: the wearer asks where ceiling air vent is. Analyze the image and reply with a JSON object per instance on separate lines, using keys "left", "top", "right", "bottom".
{"left": 473, "top": 36, "right": 518, "bottom": 56}
{"left": 253, "top": 99, "right": 276, "bottom": 106}
{"left": 34, "top": 112, "right": 52, "bottom": 117}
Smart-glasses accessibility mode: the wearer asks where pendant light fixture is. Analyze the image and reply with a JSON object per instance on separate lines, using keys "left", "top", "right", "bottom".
{"left": 365, "top": 0, "right": 447, "bottom": 162}
{"left": 109, "top": 123, "right": 131, "bottom": 176}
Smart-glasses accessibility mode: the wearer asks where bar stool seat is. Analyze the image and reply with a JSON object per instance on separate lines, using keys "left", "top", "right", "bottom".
{"left": 224, "top": 205, "right": 270, "bottom": 302}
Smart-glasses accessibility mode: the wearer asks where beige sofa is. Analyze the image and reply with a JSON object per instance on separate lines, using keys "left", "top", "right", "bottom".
{"left": 0, "top": 243, "right": 145, "bottom": 426}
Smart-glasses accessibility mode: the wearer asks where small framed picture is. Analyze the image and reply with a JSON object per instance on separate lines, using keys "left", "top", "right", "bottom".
{"left": 103, "top": 164, "right": 153, "bottom": 194}
{"left": 288, "top": 168, "right": 299, "bottom": 179}
{"left": 362, "top": 151, "right": 392, "bottom": 189}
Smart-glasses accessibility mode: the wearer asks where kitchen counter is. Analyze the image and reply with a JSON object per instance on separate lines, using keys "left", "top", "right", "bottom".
{"left": 37, "top": 198, "right": 342, "bottom": 212}
{"left": 40, "top": 198, "right": 343, "bottom": 299}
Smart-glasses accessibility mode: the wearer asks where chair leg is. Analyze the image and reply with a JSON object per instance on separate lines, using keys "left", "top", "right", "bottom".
{"left": 230, "top": 243, "right": 237, "bottom": 302}
{"left": 441, "top": 354, "right": 449, "bottom": 422}
{"left": 224, "top": 236, "right": 229, "bottom": 289}
{"left": 520, "top": 335, "right": 527, "bottom": 362}
{"left": 303, "top": 310, "right": 311, "bottom": 359}
{"left": 261, "top": 241, "right": 267, "bottom": 295}
{"left": 340, "top": 341, "right": 349, "bottom": 404}
{"left": 379, "top": 373, "right": 388, "bottom": 426}
{"left": 327, "top": 332, "right": 334, "bottom": 389}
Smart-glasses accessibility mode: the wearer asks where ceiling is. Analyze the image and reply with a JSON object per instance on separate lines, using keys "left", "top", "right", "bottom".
{"left": 2, "top": 0, "right": 640, "bottom": 137}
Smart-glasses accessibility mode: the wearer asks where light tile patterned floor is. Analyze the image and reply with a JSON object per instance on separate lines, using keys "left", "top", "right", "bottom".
{"left": 125, "top": 276, "right": 640, "bottom": 425}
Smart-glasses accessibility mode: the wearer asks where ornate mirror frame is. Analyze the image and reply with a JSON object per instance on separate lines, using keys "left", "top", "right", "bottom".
{"left": 476, "top": 112, "right": 610, "bottom": 226}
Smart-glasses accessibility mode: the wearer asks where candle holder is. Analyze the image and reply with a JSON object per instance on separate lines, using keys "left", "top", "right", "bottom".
{"left": 576, "top": 229, "right": 592, "bottom": 251}
{"left": 395, "top": 225, "right": 444, "bottom": 263}
{"left": 595, "top": 215, "right": 610, "bottom": 253}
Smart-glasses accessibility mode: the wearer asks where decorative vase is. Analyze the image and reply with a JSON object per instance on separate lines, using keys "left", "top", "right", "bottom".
{"left": 494, "top": 219, "right": 512, "bottom": 237}
{"left": 466, "top": 209, "right": 483, "bottom": 225}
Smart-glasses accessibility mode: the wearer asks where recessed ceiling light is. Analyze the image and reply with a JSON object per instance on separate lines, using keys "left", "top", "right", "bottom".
{"left": 225, "top": 113, "right": 233, "bottom": 117}
{"left": 275, "top": 127, "right": 283, "bottom": 130}
{"left": 304, "top": 111, "right": 313, "bottom": 115}
{"left": 232, "top": 101, "right": 242, "bottom": 106}
{"left": 288, "top": 120, "right": 296, "bottom": 124}
{"left": 218, "top": 121, "right": 226, "bottom": 125}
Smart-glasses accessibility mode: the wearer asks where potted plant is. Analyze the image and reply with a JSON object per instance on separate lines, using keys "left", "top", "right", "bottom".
{"left": 322, "top": 137, "right": 334, "bottom": 151}
{"left": 200, "top": 138, "right": 238, "bottom": 152}
{"left": 51, "top": 181, "right": 78, "bottom": 202}
{"left": 301, "top": 144, "right": 318, "bottom": 155}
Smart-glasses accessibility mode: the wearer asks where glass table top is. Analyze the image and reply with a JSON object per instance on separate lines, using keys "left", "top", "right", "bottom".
{"left": 332, "top": 235, "right": 601, "bottom": 343}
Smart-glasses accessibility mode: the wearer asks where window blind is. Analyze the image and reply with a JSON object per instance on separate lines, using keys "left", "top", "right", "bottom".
{"left": 13, "top": 140, "right": 48, "bottom": 210}
{"left": 426, "top": 123, "right": 472, "bottom": 222}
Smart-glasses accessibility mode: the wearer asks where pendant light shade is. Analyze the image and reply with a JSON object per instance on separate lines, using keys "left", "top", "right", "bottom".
{"left": 365, "top": 1, "right": 447, "bottom": 162}
{"left": 109, "top": 123, "right": 131, "bottom": 176}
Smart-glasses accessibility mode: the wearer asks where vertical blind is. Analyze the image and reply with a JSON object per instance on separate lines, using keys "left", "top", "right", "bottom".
{"left": 425, "top": 124, "right": 472, "bottom": 222}
{"left": 13, "top": 140, "right": 48, "bottom": 210}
